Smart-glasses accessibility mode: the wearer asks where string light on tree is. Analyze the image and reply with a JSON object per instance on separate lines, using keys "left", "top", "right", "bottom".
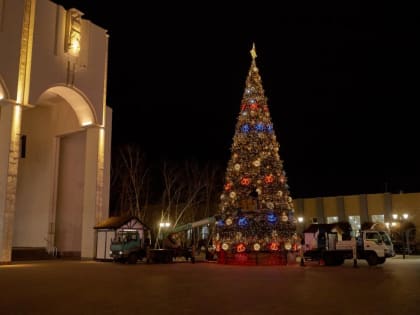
{"left": 214, "top": 43, "right": 297, "bottom": 265}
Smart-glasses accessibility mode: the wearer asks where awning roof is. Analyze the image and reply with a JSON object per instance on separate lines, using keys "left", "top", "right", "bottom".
{"left": 94, "top": 215, "right": 150, "bottom": 230}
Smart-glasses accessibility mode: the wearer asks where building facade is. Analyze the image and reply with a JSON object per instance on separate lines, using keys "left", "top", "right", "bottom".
{"left": 0, "top": 0, "right": 112, "bottom": 263}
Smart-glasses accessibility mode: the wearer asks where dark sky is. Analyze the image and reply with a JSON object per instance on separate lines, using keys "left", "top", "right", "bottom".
{"left": 54, "top": 1, "right": 420, "bottom": 198}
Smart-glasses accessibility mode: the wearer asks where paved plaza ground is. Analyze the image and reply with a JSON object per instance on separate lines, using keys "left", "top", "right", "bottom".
{"left": 1, "top": 255, "right": 419, "bottom": 315}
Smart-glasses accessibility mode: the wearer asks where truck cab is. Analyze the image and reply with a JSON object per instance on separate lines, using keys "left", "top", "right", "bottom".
{"left": 110, "top": 230, "right": 148, "bottom": 264}
{"left": 356, "top": 230, "right": 387, "bottom": 265}
{"left": 303, "top": 224, "right": 392, "bottom": 266}
{"left": 378, "top": 230, "right": 395, "bottom": 257}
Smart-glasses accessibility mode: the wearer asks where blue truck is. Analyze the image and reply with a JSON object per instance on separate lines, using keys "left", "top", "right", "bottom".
{"left": 109, "top": 230, "right": 149, "bottom": 264}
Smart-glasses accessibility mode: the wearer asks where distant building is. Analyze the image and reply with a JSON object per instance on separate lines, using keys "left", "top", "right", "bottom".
{"left": 0, "top": 0, "right": 112, "bottom": 263}
{"left": 293, "top": 192, "right": 419, "bottom": 250}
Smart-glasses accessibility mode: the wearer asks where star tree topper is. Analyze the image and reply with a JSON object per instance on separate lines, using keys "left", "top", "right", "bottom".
{"left": 250, "top": 42, "right": 257, "bottom": 60}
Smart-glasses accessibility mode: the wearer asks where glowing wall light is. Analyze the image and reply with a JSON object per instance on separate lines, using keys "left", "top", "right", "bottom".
{"left": 65, "top": 8, "right": 83, "bottom": 57}
{"left": 81, "top": 121, "right": 92, "bottom": 127}
{"left": 43, "top": 86, "right": 96, "bottom": 127}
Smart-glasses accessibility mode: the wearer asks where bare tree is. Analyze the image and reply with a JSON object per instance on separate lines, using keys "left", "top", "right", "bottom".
{"left": 111, "top": 151, "right": 223, "bottom": 248}
{"left": 196, "top": 162, "right": 222, "bottom": 219}
{"left": 152, "top": 160, "right": 208, "bottom": 248}
{"left": 110, "top": 144, "right": 150, "bottom": 220}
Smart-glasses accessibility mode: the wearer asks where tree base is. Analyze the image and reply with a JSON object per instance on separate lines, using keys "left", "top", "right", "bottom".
{"left": 216, "top": 250, "right": 298, "bottom": 266}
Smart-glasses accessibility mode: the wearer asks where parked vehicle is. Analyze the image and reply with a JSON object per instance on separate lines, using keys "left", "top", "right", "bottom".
{"left": 378, "top": 230, "right": 395, "bottom": 257}
{"left": 151, "top": 216, "right": 217, "bottom": 264}
{"left": 145, "top": 231, "right": 197, "bottom": 264}
{"left": 303, "top": 224, "right": 391, "bottom": 266}
{"left": 109, "top": 230, "right": 148, "bottom": 264}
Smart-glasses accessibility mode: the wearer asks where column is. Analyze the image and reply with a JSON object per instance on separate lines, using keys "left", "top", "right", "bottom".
{"left": 80, "top": 126, "right": 108, "bottom": 259}
{"left": 0, "top": 102, "right": 22, "bottom": 263}
{"left": 336, "top": 196, "right": 345, "bottom": 222}
{"left": 316, "top": 197, "right": 325, "bottom": 224}
{"left": 384, "top": 193, "right": 392, "bottom": 222}
{"left": 359, "top": 194, "right": 369, "bottom": 223}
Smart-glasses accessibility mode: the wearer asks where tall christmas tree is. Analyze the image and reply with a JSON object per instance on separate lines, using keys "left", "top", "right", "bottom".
{"left": 214, "top": 44, "right": 297, "bottom": 263}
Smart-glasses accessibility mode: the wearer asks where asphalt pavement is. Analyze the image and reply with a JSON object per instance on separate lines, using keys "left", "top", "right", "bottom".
{"left": 1, "top": 255, "right": 419, "bottom": 315}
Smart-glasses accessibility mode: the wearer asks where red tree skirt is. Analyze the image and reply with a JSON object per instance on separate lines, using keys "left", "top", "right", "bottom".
{"left": 217, "top": 250, "right": 298, "bottom": 266}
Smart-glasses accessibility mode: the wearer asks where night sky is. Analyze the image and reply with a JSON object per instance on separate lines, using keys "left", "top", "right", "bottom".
{"left": 54, "top": 1, "right": 420, "bottom": 198}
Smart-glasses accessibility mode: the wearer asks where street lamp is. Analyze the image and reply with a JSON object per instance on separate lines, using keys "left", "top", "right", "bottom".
{"left": 297, "top": 216, "right": 304, "bottom": 234}
{"left": 390, "top": 213, "right": 412, "bottom": 258}
{"left": 155, "top": 221, "right": 171, "bottom": 248}
{"left": 296, "top": 217, "right": 305, "bottom": 266}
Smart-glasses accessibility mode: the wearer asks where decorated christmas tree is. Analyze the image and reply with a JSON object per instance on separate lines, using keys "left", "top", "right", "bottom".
{"left": 214, "top": 44, "right": 297, "bottom": 264}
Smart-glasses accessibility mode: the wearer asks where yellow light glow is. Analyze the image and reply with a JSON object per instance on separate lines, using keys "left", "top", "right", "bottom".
{"left": 16, "top": 0, "right": 35, "bottom": 106}
{"left": 66, "top": 9, "right": 83, "bottom": 57}
{"left": 95, "top": 127, "right": 105, "bottom": 223}
{"left": 42, "top": 86, "right": 96, "bottom": 127}
{"left": 392, "top": 214, "right": 398, "bottom": 220}
{"left": 0, "top": 79, "right": 5, "bottom": 99}
{"left": 69, "top": 39, "right": 80, "bottom": 56}
{"left": 81, "top": 121, "right": 92, "bottom": 127}
{"left": 13, "top": 104, "right": 22, "bottom": 126}
{"left": 0, "top": 263, "right": 38, "bottom": 269}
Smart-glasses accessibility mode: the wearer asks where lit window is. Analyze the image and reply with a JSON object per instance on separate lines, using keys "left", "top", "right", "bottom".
{"left": 348, "top": 216, "right": 361, "bottom": 237}
{"left": 371, "top": 214, "right": 384, "bottom": 223}
{"left": 201, "top": 226, "right": 209, "bottom": 239}
{"left": 327, "top": 216, "right": 338, "bottom": 224}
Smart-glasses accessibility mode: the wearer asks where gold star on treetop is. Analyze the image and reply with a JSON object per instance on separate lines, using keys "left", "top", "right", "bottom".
{"left": 250, "top": 43, "right": 257, "bottom": 60}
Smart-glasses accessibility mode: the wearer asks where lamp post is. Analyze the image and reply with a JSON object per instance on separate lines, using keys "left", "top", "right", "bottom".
{"left": 390, "top": 213, "right": 410, "bottom": 258}
{"left": 297, "top": 217, "right": 305, "bottom": 266}
{"left": 155, "top": 221, "right": 171, "bottom": 249}
{"left": 404, "top": 227, "right": 416, "bottom": 257}
{"left": 159, "top": 221, "right": 171, "bottom": 239}
{"left": 297, "top": 216, "right": 304, "bottom": 233}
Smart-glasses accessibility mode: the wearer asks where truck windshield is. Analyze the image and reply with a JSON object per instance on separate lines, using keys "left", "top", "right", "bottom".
{"left": 112, "top": 232, "right": 130, "bottom": 243}
{"left": 365, "top": 231, "right": 383, "bottom": 244}
{"left": 379, "top": 231, "right": 392, "bottom": 245}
